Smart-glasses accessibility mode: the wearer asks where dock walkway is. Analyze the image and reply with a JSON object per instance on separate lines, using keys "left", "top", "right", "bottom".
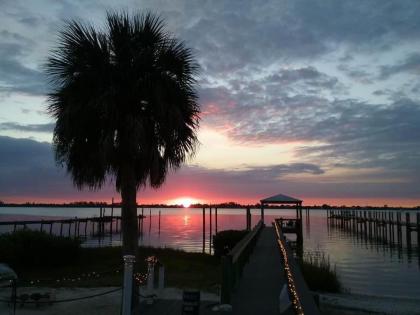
{"left": 231, "top": 226, "right": 292, "bottom": 315}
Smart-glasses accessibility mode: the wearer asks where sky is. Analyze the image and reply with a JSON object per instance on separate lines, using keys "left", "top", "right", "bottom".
{"left": 0, "top": 0, "right": 420, "bottom": 206}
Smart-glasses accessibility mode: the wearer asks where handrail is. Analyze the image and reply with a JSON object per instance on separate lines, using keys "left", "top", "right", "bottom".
{"left": 274, "top": 219, "right": 320, "bottom": 315}
{"left": 220, "top": 220, "right": 264, "bottom": 304}
{"left": 230, "top": 220, "right": 263, "bottom": 263}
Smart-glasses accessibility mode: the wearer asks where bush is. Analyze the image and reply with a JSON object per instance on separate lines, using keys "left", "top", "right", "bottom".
{"left": 212, "top": 230, "right": 248, "bottom": 257}
{"left": 0, "top": 229, "right": 81, "bottom": 272}
{"left": 300, "top": 251, "right": 341, "bottom": 293}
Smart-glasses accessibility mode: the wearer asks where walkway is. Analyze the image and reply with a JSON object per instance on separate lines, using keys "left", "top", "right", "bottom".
{"left": 231, "top": 226, "right": 292, "bottom": 315}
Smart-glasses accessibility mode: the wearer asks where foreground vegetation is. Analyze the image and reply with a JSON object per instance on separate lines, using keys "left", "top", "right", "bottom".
{"left": 299, "top": 251, "right": 342, "bottom": 293}
{"left": 212, "top": 229, "right": 248, "bottom": 257}
{"left": 0, "top": 230, "right": 220, "bottom": 291}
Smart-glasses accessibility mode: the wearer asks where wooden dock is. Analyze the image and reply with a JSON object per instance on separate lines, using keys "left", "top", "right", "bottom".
{"left": 220, "top": 221, "right": 319, "bottom": 314}
{"left": 327, "top": 209, "right": 420, "bottom": 247}
{"left": 0, "top": 212, "right": 145, "bottom": 239}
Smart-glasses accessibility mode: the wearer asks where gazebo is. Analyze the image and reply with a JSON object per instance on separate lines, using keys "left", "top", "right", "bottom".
{"left": 260, "top": 193, "right": 303, "bottom": 244}
{"left": 260, "top": 193, "right": 303, "bottom": 223}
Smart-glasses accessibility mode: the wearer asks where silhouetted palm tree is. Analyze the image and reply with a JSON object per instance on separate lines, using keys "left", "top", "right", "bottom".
{"left": 45, "top": 12, "right": 200, "bottom": 256}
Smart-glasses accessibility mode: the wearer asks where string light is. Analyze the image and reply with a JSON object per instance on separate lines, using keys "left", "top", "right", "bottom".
{"left": 21, "top": 255, "right": 161, "bottom": 286}
{"left": 274, "top": 221, "right": 305, "bottom": 315}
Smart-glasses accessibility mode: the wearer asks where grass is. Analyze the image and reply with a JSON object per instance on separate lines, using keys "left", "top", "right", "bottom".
{"left": 15, "top": 246, "right": 220, "bottom": 291}
{"left": 299, "top": 251, "right": 342, "bottom": 293}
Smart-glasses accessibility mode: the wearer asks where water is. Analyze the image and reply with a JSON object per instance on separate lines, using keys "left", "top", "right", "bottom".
{"left": 0, "top": 207, "right": 419, "bottom": 299}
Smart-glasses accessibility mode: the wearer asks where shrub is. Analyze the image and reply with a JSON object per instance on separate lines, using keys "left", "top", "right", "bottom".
{"left": 299, "top": 251, "right": 341, "bottom": 293}
{"left": 212, "top": 230, "right": 248, "bottom": 257}
{"left": 0, "top": 229, "right": 81, "bottom": 272}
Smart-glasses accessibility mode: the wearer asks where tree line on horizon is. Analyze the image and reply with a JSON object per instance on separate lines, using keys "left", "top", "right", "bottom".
{"left": 1, "top": 200, "right": 419, "bottom": 210}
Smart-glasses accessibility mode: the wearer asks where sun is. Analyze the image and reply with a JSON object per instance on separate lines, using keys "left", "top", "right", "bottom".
{"left": 180, "top": 198, "right": 192, "bottom": 208}
{"left": 170, "top": 197, "right": 197, "bottom": 208}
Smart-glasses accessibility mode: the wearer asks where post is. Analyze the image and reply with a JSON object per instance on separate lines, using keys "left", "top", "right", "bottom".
{"left": 158, "top": 265, "right": 165, "bottom": 295}
{"left": 138, "top": 214, "right": 141, "bottom": 236}
{"left": 215, "top": 207, "right": 218, "bottom": 233}
{"left": 417, "top": 213, "right": 420, "bottom": 246}
{"left": 147, "top": 259, "right": 155, "bottom": 292}
{"left": 202, "top": 207, "right": 206, "bottom": 253}
{"left": 110, "top": 198, "right": 114, "bottom": 234}
{"left": 209, "top": 207, "right": 212, "bottom": 253}
{"left": 158, "top": 210, "right": 161, "bottom": 234}
{"left": 261, "top": 204, "right": 265, "bottom": 224}
{"left": 122, "top": 255, "right": 136, "bottom": 315}
{"left": 246, "top": 207, "right": 251, "bottom": 230}
{"left": 406, "top": 212, "right": 411, "bottom": 247}
{"left": 141, "top": 208, "right": 144, "bottom": 235}
{"left": 221, "top": 255, "right": 233, "bottom": 304}
{"left": 149, "top": 209, "right": 152, "bottom": 233}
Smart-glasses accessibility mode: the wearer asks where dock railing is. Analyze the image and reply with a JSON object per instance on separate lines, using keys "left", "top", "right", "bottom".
{"left": 220, "top": 220, "right": 264, "bottom": 304}
{"left": 274, "top": 219, "right": 320, "bottom": 315}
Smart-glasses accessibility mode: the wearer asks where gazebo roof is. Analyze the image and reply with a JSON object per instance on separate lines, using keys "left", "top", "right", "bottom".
{"left": 260, "top": 193, "right": 302, "bottom": 204}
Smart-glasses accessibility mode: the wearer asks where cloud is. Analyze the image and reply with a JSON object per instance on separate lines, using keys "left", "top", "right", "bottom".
{"left": 0, "top": 136, "right": 114, "bottom": 200}
{"left": 379, "top": 53, "right": 420, "bottom": 80}
{"left": 0, "top": 122, "right": 54, "bottom": 133}
{"left": 1, "top": 136, "right": 418, "bottom": 203}
{"left": 0, "top": 42, "right": 46, "bottom": 95}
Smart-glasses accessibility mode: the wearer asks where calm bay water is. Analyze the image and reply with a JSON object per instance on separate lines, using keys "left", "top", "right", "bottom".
{"left": 0, "top": 207, "right": 419, "bottom": 299}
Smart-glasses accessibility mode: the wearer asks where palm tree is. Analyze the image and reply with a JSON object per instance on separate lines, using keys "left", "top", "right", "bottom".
{"left": 45, "top": 11, "right": 200, "bottom": 256}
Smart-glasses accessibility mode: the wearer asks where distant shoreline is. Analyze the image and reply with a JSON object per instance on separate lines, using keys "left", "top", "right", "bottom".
{"left": 0, "top": 203, "right": 419, "bottom": 210}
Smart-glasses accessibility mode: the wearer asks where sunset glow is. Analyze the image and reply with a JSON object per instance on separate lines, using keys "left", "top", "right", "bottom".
{"left": 1, "top": 2, "right": 420, "bottom": 207}
{"left": 170, "top": 197, "right": 198, "bottom": 208}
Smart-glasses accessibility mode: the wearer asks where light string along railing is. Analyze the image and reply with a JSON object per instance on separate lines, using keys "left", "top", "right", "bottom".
{"left": 274, "top": 222, "right": 304, "bottom": 315}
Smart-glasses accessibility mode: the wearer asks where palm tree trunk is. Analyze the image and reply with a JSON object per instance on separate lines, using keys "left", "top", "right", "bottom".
{"left": 120, "top": 167, "right": 139, "bottom": 255}
{"left": 120, "top": 166, "right": 140, "bottom": 310}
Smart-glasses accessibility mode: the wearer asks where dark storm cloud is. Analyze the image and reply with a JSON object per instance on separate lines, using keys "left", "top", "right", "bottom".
{"left": 0, "top": 122, "right": 54, "bottom": 133}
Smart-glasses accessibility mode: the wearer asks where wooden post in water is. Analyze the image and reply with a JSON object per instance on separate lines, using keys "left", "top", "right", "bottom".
{"left": 406, "top": 212, "right": 411, "bottom": 247}
{"left": 49, "top": 223, "right": 53, "bottom": 235}
{"left": 40, "top": 220, "right": 44, "bottom": 233}
{"left": 158, "top": 210, "right": 161, "bottom": 234}
{"left": 149, "top": 209, "right": 152, "bottom": 233}
{"left": 110, "top": 198, "right": 114, "bottom": 234}
{"left": 202, "top": 207, "right": 206, "bottom": 253}
{"left": 68, "top": 222, "right": 71, "bottom": 237}
{"left": 141, "top": 208, "right": 144, "bottom": 235}
{"left": 74, "top": 217, "right": 77, "bottom": 238}
{"left": 209, "top": 207, "right": 212, "bottom": 253}
{"left": 246, "top": 207, "right": 251, "bottom": 230}
{"left": 60, "top": 222, "right": 63, "bottom": 236}
{"left": 137, "top": 214, "right": 141, "bottom": 235}
{"left": 215, "top": 207, "right": 218, "bottom": 234}
{"left": 77, "top": 220, "right": 80, "bottom": 237}
{"left": 391, "top": 212, "right": 395, "bottom": 243}
{"left": 397, "top": 212, "right": 402, "bottom": 245}
{"left": 388, "top": 212, "right": 393, "bottom": 244}
{"left": 417, "top": 213, "right": 420, "bottom": 247}
{"left": 84, "top": 220, "right": 88, "bottom": 237}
